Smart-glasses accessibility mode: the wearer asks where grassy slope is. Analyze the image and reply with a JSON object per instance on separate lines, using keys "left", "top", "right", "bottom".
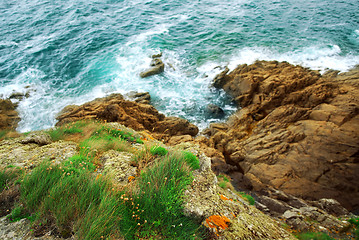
{"left": 0, "top": 120, "right": 205, "bottom": 239}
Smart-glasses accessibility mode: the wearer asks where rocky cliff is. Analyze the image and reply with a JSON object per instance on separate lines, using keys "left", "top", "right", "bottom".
{"left": 55, "top": 93, "right": 199, "bottom": 141}
{"left": 208, "top": 60, "right": 359, "bottom": 211}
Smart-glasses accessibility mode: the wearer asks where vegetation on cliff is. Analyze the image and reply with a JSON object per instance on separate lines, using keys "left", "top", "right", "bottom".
{"left": 0, "top": 120, "right": 206, "bottom": 239}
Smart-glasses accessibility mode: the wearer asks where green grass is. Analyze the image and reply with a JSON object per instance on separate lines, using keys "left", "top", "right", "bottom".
{"left": 10, "top": 120, "right": 205, "bottom": 239}
{"left": 296, "top": 232, "right": 335, "bottom": 240}
{"left": 349, "top": 217, "right": 359, "bottom": 239}
{"left": 121, "top": 152, "right": 205, "bottom": 239}
{"left": 150, "top": 145, "right": 168, "bottom": 156}
{"left": 7, "top": 205, "right": 32, "bottom": 222}
{"left": 181, "top": 151, "right": 200, "bottom": 170}
{"left": 218, "top": 182, "right": 227, "bottom": 189}
{"left": 18, "top": 150, "right": 205, "bottom": 239}
{"left": 218, "top": 174, "right": 229, "bottom": 182}
{"left": 0, "top": 167, "right": 22, "bottom": 192}
{"left": 97, "top": 126, "right": 144, "bottom": 144}
{"left": 0, "top": 130, "right": 7, "bottom": 139}
{"left": 47, "top": 121, "right": 86, "bottom": 141}
{"left": 239, "top": 192, "right": 255, "bottom": 205}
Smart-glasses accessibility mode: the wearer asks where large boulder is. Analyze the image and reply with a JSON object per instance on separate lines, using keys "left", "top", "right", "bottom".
{"left": 207, "top": 61, "right": 359, "bottom": 211}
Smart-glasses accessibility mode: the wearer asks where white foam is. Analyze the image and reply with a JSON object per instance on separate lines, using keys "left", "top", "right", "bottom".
{"left": 226, "top": 45, "right": 359, "bottom": 73}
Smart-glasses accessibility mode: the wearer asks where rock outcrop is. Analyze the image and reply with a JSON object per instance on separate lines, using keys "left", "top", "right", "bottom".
{"left": 208, "top": 61, "right": 359, "bottom": 211}
{"left": 56, "top": 93, "right": 198, "bottom": 140}
{"left": 0, "top": 99, "right": 20, "bottom": 130}
{"left": 139, "top": 55, "right": 165, "bottom": 78}
{"left": 178, "top": 143, "right": 296, "bottom": 240}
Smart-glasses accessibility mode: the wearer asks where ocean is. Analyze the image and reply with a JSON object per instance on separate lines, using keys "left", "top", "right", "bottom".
{"left": 1, "top": 0, "right": 358, "bottom": 132}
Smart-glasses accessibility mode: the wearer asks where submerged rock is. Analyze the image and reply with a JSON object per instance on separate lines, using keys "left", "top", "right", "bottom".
{"left": 208, "top": 60, "right": 359, "bottom": 211}
{"left": 206, "top": 104, "right": 225, "bottom": 118}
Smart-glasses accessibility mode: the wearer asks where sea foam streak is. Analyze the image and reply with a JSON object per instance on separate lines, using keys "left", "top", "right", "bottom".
{"left": 226, "top": 45, "right": 359, "bottom": 73}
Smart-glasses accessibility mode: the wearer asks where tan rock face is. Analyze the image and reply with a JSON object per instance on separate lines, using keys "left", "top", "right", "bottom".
{"left": 0, "top": 99, "right": 20, "bottom": 130}
{"left": 209, "top": 61, "right": 359, "bottom": 211}
{"left": 56, "top": 93, "right": 198, "bottom": 140}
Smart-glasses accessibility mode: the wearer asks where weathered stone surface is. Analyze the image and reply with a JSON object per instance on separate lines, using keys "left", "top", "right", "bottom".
{"left": 182, "top": 144, "right": 295, "bottom": 239}
{"left": 212, "top": 67, "right": 230, "bottom": 88}
{"left": 55, "top": 93, "right": 198, "bottom": 140}
{"left": 0, "top": 216, "right": 74, "bottom": 239}
{"left": 208, "top": 60, "right": 359, "bottom": 211}
{"left": 312, "top": 198, "right": 350, "bottom": 216}
{"left": 0, "top": 99, "right": 20, "bottom": 130}
{"left": 0, "top": 138, "right": 77, "bottom": 169}
{"left": 256, "top": 188, "right": 352, "bottom": 235}
{"left": 21, "top": 132, "right": 52, "bottom": 146}
{"left": 101, "top": 150, "right": 137, "bottom": 185}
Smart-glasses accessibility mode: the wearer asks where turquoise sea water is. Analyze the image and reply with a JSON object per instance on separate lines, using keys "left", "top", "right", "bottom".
{"left": 1, "top": 0, "right": 358, "bottom": 132}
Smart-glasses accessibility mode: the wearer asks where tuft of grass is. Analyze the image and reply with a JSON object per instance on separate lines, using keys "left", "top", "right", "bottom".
{"left": 150, "top": 145, "right": 168, "bottom": 156}
{"left": 0, "top": 130, "right": 8, "bottom": 139}
{"left": 218, "top": 174, "right": 229, "bottom": 182}
{"left": 239, "top": 192, "right": 255, "bottom": 205}
{"left": 296, "top": 232, "right": 335, "bottom": 240}
{"left": 7, "top": 205, "right": 31, "bottom": 222}
{"left": 181, "top": 151, "right": 200, "bottom": 170}
{"left": 120, "top": 152, "right": 205, "bottom": 239}
{"left": 217, "top": 174, "right": 230, "bottom": 189}
{"left": 47, "top": 121, "right": 88, "bottom": 141}
{"left": 218, "top": 182, "right": 227, "bottom": 189}
{"left": 63, "top": 155, "right": 96, "bottom": 174}
{"left": 20, "top": 161, "right": 112, "bottom": 238}
{"left": 0, "top": 167, "right": 22, "bottom": 192}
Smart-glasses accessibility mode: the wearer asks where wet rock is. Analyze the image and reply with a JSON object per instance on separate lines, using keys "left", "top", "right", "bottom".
{"left": 206, "top": 104, "right": 225, "bottom": 118}
{"left": 212, "top": 66, "right": 230, "bottom": 88}
{"left": 140, "top": 58, "right": 164, "bottom": 78}
{"left": 206, "top": 60, "right": 359, "bottom": 211}
{"left": 9, "top": 91, "right": 30, "bottom": 101}
{"left": 151, "top": 53, "right": 162, "bottom": 58}
{"left": 124, "top": 91, "right": 151, "bottom": 105}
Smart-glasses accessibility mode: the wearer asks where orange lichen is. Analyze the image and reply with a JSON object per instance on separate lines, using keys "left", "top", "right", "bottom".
{"left": 220, "top": 194, "right": 233, "bottom": 201}
{"left": 205, "top": 215, "right": 230, "bottom": 235}
{"left": 128, "top": 176, "right": 135, "bottom": 182}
